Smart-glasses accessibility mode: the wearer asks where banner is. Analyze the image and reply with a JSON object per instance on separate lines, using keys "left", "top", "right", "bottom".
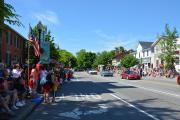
{"left": 40, "top": 41, "right": 50, "bottom": 64}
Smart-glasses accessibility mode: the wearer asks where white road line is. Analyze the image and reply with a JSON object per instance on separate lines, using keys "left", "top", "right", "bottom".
{"left": 85, "top": 94, "right": 91, "bottom": 99}
{"left": 75, "top": 94, "right": 79, "bottom": 100}
{"left": 90, "top": 93, "right": 102, "bottom": 99}
{"left": 80, "top": 93, "right": 86, "bottom": 100}
{"left": 119, "top": 82, "right": 180, "bottom": 98}
{"left": 110, "top": 94, "right": 160, "bottom": 120}
{"left": 99, "top": 76, "right": 180, "bottom": 98}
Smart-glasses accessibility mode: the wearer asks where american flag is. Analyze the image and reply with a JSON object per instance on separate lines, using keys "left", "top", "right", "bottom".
{"left": 29, "top": 26, "right": 40, "bottom": 57}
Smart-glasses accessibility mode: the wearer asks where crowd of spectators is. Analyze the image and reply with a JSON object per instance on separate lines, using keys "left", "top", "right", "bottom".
{"left": 0, "top": 63, "right": 73, "bottom": 117}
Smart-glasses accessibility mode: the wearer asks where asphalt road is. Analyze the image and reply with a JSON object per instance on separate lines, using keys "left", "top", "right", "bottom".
{"left": 26, "top": 72, "right": 180, "bottom": 120}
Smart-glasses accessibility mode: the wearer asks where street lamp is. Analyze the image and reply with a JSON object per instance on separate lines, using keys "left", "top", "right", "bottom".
{"left": 37, "top": 21, "right": 43, "bottom": 48}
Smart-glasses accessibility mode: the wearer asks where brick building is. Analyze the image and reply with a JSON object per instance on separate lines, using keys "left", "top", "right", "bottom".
{"left": 0, "top": 24, "right": 27, "bottom": 65}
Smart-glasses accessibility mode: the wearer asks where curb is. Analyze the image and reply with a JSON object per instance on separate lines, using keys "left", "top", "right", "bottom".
{"left": 11, "top": 100, "right": 42, "bottom": 120}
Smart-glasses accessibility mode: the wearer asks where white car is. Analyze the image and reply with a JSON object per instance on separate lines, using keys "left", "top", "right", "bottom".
{"left": 88, "top": 70, "right": 98, "bottom": 75}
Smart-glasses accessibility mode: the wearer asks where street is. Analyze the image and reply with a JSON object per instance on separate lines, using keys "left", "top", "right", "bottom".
{"left": 26, "top": 72, "right": 180, "bottom": 120}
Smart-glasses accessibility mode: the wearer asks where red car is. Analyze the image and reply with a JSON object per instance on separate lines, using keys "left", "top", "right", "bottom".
{"left": 121, "top": 71, "right": 141, "bottom": 80}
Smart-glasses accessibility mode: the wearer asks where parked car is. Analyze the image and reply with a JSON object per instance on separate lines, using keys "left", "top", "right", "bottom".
{"left": 88, "top": 70, "right": 98, "bottom": 75}
{"left": 100, "top": 70, "right": 113, "bottom": 77}
{"left": 121, "top": 71, "right": 141, "bottom": 80}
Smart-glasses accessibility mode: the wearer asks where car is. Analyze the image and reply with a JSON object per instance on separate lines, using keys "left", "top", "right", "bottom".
{"left": 121, "top": 71, "right": 141, "bottom": 80}
{"left": 88, "top": 70, "right": 98, "bottom": 75}
{"left": 100, "top": 70, "right": 113, "bottom": 77}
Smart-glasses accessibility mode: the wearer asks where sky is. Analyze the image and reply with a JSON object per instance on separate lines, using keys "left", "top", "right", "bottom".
{"left": 5, "top": 0, "right": 180, "bottom": 55}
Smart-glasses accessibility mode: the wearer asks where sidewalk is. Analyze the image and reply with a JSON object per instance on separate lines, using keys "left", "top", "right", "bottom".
{"left": 0, "top": 96, "right": 42, "bottom": 120}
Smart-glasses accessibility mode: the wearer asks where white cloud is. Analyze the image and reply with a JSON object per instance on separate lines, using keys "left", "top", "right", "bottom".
{"left": 35, "top": 10, "right": 60, "bottom": 24}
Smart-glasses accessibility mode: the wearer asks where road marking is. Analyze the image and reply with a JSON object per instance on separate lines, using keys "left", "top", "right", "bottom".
{"left": 110, "top": 94, "right": 160, "bottom": 120}
{"left": 58, "top": 108, "right": 81, "bottom": 119}
{"left": 58, "top": 104, "right": 108, "bottom": 119}
{"left": 85, "top": 94, "right": 91, "bottom": 99}
{"left": 56, "top": 93, "right": 102, "bottom": 101}
{"left": 98, "top": 75, "right": 180, "bottom": 99}
{"left": 143, "top": 80, "right": 178, "bottom": 87}
{"left": 90, "top": 93, "right": 102, "bottom": 99}
{"left": 84, "top": 104, "right": 108, "bottom": 115}
{"left": 80, "top": 93, "right": 86, "bottom": 100}
{"left": 119, "top": 82, "right": 180, "bottom": 98}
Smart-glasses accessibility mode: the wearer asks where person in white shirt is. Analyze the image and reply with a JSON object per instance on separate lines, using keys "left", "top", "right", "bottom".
{"left": 11, "top": 64, "right": 26, "bottom": 107}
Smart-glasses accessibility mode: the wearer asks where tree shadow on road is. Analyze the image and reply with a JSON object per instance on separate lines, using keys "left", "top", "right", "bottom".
{"left": 28, "top": 97, "right": 180, "bottom": 120}
{"left": 58, "top": 80, "right": 137, "bottom": 97}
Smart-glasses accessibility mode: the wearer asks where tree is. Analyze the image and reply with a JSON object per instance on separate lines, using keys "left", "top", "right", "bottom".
{"left": 93, "top": 51, "right": 114, "bottom": 68}
{"left": 0, "top": 0, "right": 22, "bottom": 27}
{"left": 58, "top": 49, "right": 77, "bottom": 68}
{"left": 159, "top": 24, "right": 179, "bottom": 70}
{"left": 121, "top": 54, "right": 138, "bottom": 68}
{"left": 76, "top": 49, "right": 96, "bottom": 69}
{"left": 115, "top": 46, "right": 126, "bottom": 53}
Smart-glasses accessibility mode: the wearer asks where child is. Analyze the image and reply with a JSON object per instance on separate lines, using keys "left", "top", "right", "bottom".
{"left": 51, "top": 72, "right": 59, "bottom": 102}
{"left": 43, "top": 73, "right": 52, "bottom": 103}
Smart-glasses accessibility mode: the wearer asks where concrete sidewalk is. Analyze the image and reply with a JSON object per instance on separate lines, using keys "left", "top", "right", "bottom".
{"left": 11, "top": 100, "right": 41, "bottom": 120}
{"left": 0, "top": 97, "right": 42, "bottom": 120}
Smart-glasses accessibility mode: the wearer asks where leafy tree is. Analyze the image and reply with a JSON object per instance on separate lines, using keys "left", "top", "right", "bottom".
{"left": 76, "top": 49, "right": 86, "bottom": 69}
{"left": 76, "top": 49, "right": 96, "bottom": 69}
{"left": 0, "top": 0, "right": 22, "bottom": 27}
{"left": 58, "top": 49, "right": 77, "bottom": 68}
{"left": 159, "top": 24, "right": 179, "bottom": 70}
{"left": 93, "top": 51, "right": 114, "bottom": 68}
{"left": 115, "top": 46, "right": 126, "bottom": 53}
{"left": 121, "top": 54, "right": 138, "bottom": 68}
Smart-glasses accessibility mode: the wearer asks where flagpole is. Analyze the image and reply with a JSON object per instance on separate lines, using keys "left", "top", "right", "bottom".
{"left": 28, "top": 41, "right": 30, "bottom": 81}
{"left": 28, "top": 24, "right": 31, "bottom": 86}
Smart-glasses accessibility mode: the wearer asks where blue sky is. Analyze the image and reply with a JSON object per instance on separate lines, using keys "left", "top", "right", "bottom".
{"left": 6, "top": 0, "right": 180, "bottom": 55}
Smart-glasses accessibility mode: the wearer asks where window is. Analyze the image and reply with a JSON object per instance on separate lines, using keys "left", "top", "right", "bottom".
{"left": 139, "top": 53, "right": 140, "bottom": 58}
{"left": 0, "top": 29, "right": 2, "bottom": 43}
{"left": 15, "top": 36, "right": 18, "bottom": 48}
{"left": 10, "top": 33, "right": 13, "bottom": 45}
{"left": 6, "top": 31, "right": 11, "bottom": 45}
{"left": 6, "top": 52, "right": 10, "bottom": 65}
{"left": 143, "top": 51, "right": 145, "bottom": 57}
{"left": 0, "top": 44, "right": 1, "bottom": 62}
{"left": 147, "top": 50, "right": 149, "bottom": 56}
{"left": 6, "top": 32, "right": 8, "bottom": 43}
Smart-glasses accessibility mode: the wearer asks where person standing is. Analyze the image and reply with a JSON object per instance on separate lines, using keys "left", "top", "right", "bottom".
{"left": 140, "top": 67, "right": 143, "bottom": 78}
{"left": 11, "top": 64, "right": 26, "bottom": 106}
{"left": 29, "top": 64, "right": 38, "bottom": 96}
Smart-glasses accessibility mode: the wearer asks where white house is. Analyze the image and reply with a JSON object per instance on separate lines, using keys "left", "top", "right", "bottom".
{"left": 136, "top": 41, "right": 154, "bottom": 69}
{"left": 152, "top": 38, "right": 180, "bottom": 72}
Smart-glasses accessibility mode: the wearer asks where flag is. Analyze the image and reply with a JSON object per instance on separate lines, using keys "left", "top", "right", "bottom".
{"left": 29, "top": 25, "right": 40, "bottom": 57}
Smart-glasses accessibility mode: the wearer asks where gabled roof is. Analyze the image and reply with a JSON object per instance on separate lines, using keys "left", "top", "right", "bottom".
{"left": 139, "top": 41, "right": 153, "bottom": 49}
{"left": 152, "top": 37, "right": 180, "bottom": 47}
